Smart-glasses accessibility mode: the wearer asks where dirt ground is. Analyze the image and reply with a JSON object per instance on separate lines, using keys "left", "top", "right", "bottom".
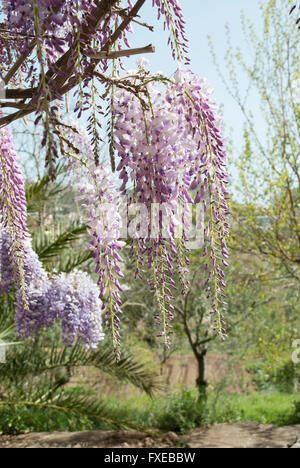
{"left": 0, "top": 423, "right": 299, "bottom": 448}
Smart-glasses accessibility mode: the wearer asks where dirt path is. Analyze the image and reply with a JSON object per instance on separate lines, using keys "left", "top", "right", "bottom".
{"left": 181, "top": 423, "right": 300, "bottom": 448}
{"left": 0, "top": 423, "right": 299, "bottom": 448}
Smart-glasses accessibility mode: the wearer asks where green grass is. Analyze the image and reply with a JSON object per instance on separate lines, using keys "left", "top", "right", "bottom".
{"left": 100, "top": 390, "right": 300, "bottom": 431}
{"left": 104, "top": 389, "right": 204, "bottom": 433}
{"left": 1, "top": 389, "right": 299, "bottom": 435}
{"left": 206, "top": 392, "right": 300, "bottom": 427}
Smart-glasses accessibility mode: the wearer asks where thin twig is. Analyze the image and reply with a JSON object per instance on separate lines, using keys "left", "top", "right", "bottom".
{"left": 113, "top": 8, "right": 154, "bottom": 31}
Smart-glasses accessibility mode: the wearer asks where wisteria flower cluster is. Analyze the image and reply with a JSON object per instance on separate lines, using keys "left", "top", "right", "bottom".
{"left": 0, "top": 225, "right": 105, "bottom": 349}
{"left": 46, "top": 271, "right": 104, "bottom": 348}
{"left": 0, "top": 124, "right": 29, "bottom": 311}
{"left": 0, "top": 1, "right": 190, "bottom": 173}
{"left": 112, "top": 66, "right": 229, "bottom": 343}
{"left": 63, "top": 124, "right": 125, "bottom": 356}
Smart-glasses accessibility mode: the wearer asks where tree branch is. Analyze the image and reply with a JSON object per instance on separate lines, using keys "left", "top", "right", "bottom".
{"left": 0, "top": 0, "right": 149, "bottom": 128}
{"left": 5, "top": 88, "right": 37, "bottom": 99}
{"left": 84, "top": 44, "right": 155, "bottom": 59}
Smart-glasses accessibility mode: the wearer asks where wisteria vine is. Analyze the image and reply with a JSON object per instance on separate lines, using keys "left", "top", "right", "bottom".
{"left": 0, "top": 1, "right": 230, "bottom": 357}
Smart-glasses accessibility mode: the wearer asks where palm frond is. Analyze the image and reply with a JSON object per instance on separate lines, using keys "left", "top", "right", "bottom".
{"left": 58, "top": 250, "right": 93, "bottom": 273}
{"left": 92, "top": 346, "right": 161, "bottom": 396}
{"left": 0, "top": 325, "right": 15, "bottom": 342}
{"left": 32, "top": 223, "right": 88, "bottom": 267}
{"left": 26, "top": 164, "right": 66, "bottom": 214}
{"left": 0, "top": 341, "right": 161, "bottom": 395}
{"left": 0, "top": 376, "right": 149, "bottom": 431}
{"left": 0, "top": 295, "right": 15, "bottom": 335}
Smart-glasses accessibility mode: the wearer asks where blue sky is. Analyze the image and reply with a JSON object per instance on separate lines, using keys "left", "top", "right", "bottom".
{"left": 126, "top": 0, "right": 265, "bottom": 161}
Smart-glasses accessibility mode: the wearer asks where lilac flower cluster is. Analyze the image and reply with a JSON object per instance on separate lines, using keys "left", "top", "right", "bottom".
{"left": 113, "top": 66, "right": 229, "bottom": 340}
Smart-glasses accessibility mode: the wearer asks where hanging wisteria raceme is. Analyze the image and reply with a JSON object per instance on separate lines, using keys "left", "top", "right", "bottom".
{"left": 16, "top": 266, "right": 105, "bottom": 348}
{"left": 0, "top": 223, "right": 51, "bottom": 336}
{"left": 0, "top": 228, "right": 15, "bottom": 295}
{"left": 153, "top": 0, "right": 189, "bottom": 63}
{"left": 62, "top": 124, "right": 125, "bottom": 356}
{"left": 14, "top": 239, "right": 51, "bottom": 339}
{"left": 0, "top": 126, "right": 30, "bottom": 311}
{"left": 82, "top": 165, "right": 125, "bottom": 356}
{"left": 112, "top": 73, "right": 188, "bottom": 345}
{"left": 113, "top": 65, "right": 229, "bottom": 342}
{"left": 172, "top": 68, "right": 230, "bottom": 338}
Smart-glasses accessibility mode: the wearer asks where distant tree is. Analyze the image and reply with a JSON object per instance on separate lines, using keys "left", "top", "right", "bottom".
{"left": 210, "top": 0, "right": 300, "bottom": 282}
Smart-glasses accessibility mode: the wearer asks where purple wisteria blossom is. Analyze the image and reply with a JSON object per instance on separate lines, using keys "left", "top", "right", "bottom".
{"left": 64, "top": 124, "right": 125, "bottom": 356}
{"left": 0, "top": 126, "right": 30, "bottom": 310}
{"left": 15, "top": 266, "right": 105, "bottom": 348}
{"left": 113, "top": 66, "right": 229, "bottom": 340}
{"left": 0, "top": 228, "right": 15, "bottom": 295}
{"left": 153, "top": 0, "right": 189, "bottom": 63}
{"left": 46, "top": 271, "right": 105, "bottom": 349}
{"left": 15, "top": 239, "right": 51, "bottom": 339}
{"left": 1, "top": 224, "right": 104, "bottom": 348}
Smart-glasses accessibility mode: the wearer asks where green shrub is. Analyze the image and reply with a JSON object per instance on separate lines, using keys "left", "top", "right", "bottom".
{"left": 152, "top": 389, "right": 205, "bottom": 434}
{"left": 247, "top": 360, "right": 300, "bottom": 393}
{"left": 0, "top": 406, "right": 93, "bottom": 435}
